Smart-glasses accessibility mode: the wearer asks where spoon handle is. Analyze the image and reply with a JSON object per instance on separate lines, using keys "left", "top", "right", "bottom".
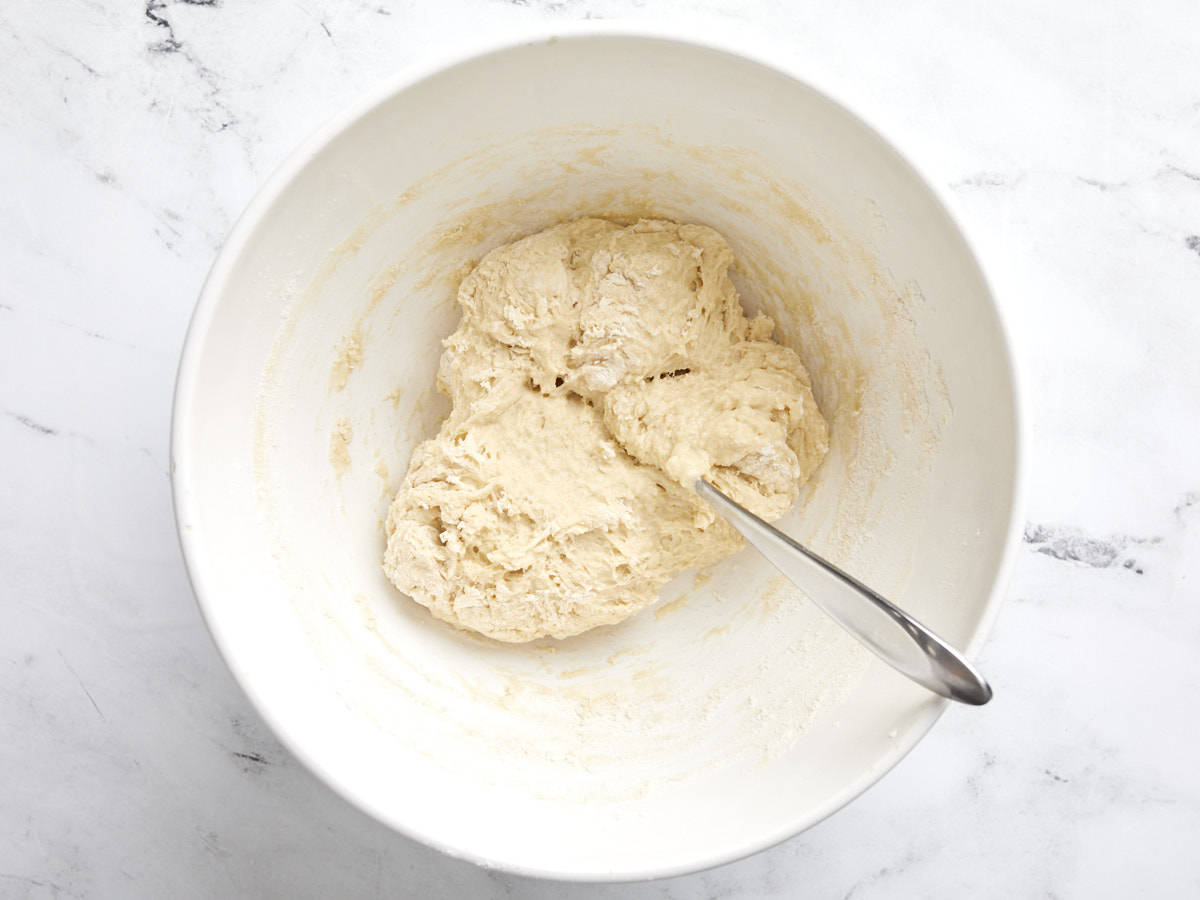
{"left": 696, "top": 479, "right": 993, "bottom": 706}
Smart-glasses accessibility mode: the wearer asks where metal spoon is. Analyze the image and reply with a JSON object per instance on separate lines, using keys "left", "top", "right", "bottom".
{"left": 696, "top": 479, "right": 993, "bottom": 705}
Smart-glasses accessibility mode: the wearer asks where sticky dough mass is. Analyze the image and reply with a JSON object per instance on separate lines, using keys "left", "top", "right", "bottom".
{"left": 384, "top": 219, "right": 828, "bottom": 641}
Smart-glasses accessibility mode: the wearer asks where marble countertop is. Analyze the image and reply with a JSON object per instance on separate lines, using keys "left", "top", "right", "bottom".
{"left": 3, "top": 1, "right": 1198, "bottom": 897}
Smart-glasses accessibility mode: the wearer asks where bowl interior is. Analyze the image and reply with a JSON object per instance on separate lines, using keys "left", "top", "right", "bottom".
{"left": 174, "top": 33, "right": 1019, "bottom": 879}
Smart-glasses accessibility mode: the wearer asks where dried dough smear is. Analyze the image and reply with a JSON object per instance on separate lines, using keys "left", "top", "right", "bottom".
{"left": 384, "top": 218, "right": 828, "bottom": 641}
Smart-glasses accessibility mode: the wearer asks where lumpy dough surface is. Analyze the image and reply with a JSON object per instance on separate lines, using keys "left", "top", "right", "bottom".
{"left": 384, "top": 218, "right": 828, "bottom": 642}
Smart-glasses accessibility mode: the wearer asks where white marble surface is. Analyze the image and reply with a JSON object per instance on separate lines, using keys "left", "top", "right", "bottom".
{"left": 3, "top": 0, "right": 1199, "bottom": 896}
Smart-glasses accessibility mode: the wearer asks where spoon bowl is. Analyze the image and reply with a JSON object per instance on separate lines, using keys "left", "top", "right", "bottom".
{"left": 696, "top": 479, "right": 994, "bottom": 706}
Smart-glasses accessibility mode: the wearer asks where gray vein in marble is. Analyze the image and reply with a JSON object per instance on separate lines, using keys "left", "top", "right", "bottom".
{"left": 5, "top": 305, "right": 141, "bottom": 351}
{"left": 139, "top": 446, "right": 170, "bottom": 477}
{"left": 5, "top": 411, "right": 58, "bottom": 436}
{"left": 963, "top": 750, "right": 998, "bottom": 799}
{"left": 145, "top": 0, "right": 219, "bottom": 54}
{"left": 39, "top": 39, "right": 102, "bottom": 77}
{"left": 3, "top": 411, "right": 107, "bottom": 450}
{"left": 495, "top": 0, "right": 581, "bottom": 11}
{"left": 231, "top": 750, "right": 273, "bottom": 769}
{"left": 842, "top": 849, "right": 921, "bottom": 900}
{"left": 58, "top": 650, "right": 107, "bottom": 722}
{"left": 0, "top": 874, "right": 71, "bottom": 895}
{"left": 153, "top": 206, "right": 187, "bottom": 251}
{"left": 1022, "top": 523, "right": 1160, "bottom": 574}
{"left": 1175, "top": 492, "right": 1200, "bottom": 516}
{"left": 949, "top": 171, "right": 1028, "bottom": 190}
{"left": 221, "top": 714, "right": 290, "bottom": 775}
{"left": 1165, "top": 164, "right": 1200, "bottom": 184}
{"left": 144, "top": 0, "right": 238, "bottom": 134}
{"left": 487, "top": 0, "right": 640, "bottom": 20}
{"left": 1077, "top": 165, "right": 1200, "bottom": 192}
{"left": 950, "top": 165, "right": 1200, "bottom": 196}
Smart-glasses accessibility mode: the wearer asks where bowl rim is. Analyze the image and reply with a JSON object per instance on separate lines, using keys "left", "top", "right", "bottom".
{"left": 170, "top": 19, "right": 1028, "bottom": 883}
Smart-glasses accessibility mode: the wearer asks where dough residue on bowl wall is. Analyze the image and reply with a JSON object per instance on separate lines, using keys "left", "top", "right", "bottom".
{"left": 329, "top": 326, "right": 365, "bottom": 392}
{"left": 251, "top": 126, "right": 950, "bottom": 802}
{"left": 328, "top": 416, "right": 353, "bottom": 475}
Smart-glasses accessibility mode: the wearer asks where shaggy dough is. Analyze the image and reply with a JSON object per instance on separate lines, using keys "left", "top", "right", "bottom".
{"left": 384, "top": 219, "right": 828, "bottom": 641}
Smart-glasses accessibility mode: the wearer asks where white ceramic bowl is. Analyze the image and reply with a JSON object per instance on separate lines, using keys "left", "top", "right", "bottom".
{"left": 172, "top": 25, "right": 1023, "bottom": 881}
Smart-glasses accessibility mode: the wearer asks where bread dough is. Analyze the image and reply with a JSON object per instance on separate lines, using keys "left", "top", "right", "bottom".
{"left": 384, "top": 219, "right": 828, "bottom": 641}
